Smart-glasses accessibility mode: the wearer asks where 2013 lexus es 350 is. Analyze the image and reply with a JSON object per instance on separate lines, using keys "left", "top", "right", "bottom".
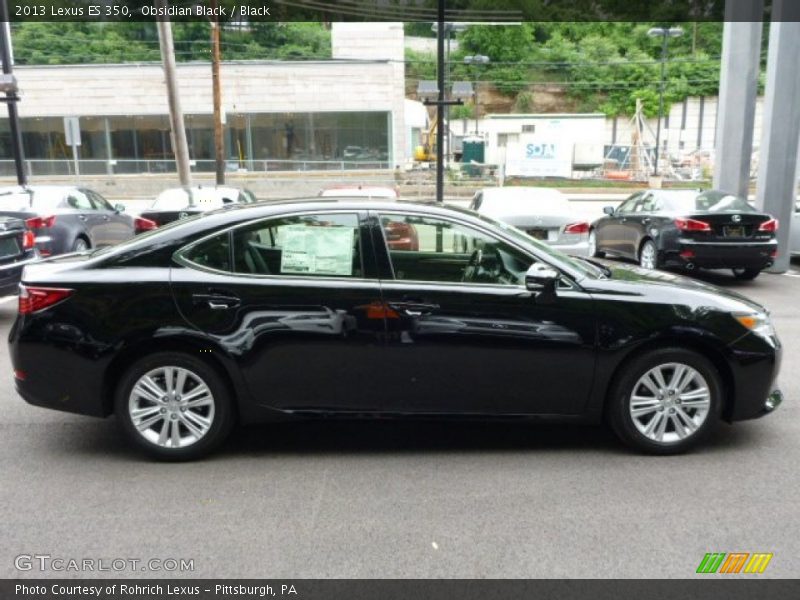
{"left": 9, "top": 200, "right": 783, "bottom": 459}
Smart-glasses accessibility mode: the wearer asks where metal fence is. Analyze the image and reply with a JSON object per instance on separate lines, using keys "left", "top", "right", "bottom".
{"left": 0, "top": 159, "right": 393, "bottom": 178}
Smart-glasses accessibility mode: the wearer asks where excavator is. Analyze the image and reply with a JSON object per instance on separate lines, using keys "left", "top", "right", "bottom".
{"left": 413, "top": 119, "right": 438, "bottom": 163}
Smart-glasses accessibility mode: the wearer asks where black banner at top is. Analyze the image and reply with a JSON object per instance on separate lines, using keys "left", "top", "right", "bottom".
{"left": 6, "top": 0, "right": 791, "bottom": 24}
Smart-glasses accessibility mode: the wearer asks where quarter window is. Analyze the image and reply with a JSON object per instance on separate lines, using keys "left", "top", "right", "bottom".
{"left": 378, "top": 214, "right": 532, "bottom": 286}
{"left": 231, "top": 213, "right": 362, "bottom": 277}
{"left": 183, "top": 233, "right": 231, "bottom": 272}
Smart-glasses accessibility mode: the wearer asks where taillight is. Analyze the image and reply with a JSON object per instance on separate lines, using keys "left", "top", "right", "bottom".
{"left": 22, "top": 231, "right": 35, "bottom": 249}
{"left": 18, "top": 285, "right": 74, "bottom": 315}
{"left": 134, "top": 217, "right": 158, "bottom": 233}
{"left": 758, "top": 218, "right": 779, "bottom": 232}
{"left": 675, "top": 218, "right": 712, "bottom": 232}
{"left": 564, "top": 221, "right": 589, "bottom": 234}
{"left": 25, "top": 215, "right": 56, "bottom": 229}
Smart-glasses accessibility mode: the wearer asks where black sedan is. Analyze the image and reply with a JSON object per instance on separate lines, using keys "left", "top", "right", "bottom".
{"left": 0, "top": 216, "right": 37, "bottom": 296}
{"left": 0, "top": 185, "right": 139, "bottom": 256}
{"left": 589, "top": 189, "right": 778, "bottom": 279}
{"left": 10, "top": 199, "right": 782, "bottom": 459}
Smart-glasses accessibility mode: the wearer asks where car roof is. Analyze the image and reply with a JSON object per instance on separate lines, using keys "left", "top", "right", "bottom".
{"left": 0, "top": 185, "right": 80, "bottom": 194}
{"left": 480, "top": 187, "right": 566, "bottom": 199}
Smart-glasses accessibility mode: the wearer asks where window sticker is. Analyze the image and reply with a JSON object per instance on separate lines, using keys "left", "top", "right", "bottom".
{"left": 279, "top": 224, "right": 355, "bottom": 276}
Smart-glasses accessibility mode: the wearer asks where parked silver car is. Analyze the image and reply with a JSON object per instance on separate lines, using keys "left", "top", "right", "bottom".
{"left": 791, "top": 201, "right": 800, "bottom": 257}
{"left": 470, "top": 187, "right": 590, "bottom": 255}
{"left": 0, "top": 186, "right": 136, "bottom": 256}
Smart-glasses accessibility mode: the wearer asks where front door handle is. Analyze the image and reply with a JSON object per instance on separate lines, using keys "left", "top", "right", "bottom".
{"left": 78, "top": 215, "right": 87, "bottom": 221}
{"left": 642, "top": 217, "right": 651, "bottom": 225}
{"left": 192, "top": 293, "right": 241, "bottom": 309}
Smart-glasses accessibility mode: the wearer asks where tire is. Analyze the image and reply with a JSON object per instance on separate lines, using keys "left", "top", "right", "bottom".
{"left": 732, "top": 268, "right": 761, "bottom": 281}
{"left": 638, "top": 239, "right": 659, "bottom": 270}
{"left": 72, "top": 237, "right": 90, "bottom": 252}
{"left": 115, "top": 352, "right": 235, "bottom": 461}
{"left": 588, "top": 230, "right": 605, "bottom": 258}
{"left": 606, "top": 347, "right": 723, "bottom": 455}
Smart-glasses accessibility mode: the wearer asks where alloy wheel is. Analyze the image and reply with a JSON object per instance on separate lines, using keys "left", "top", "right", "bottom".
{"left": 128, "top": 366, "right": 216, "bottom": 449}
{"left": 628, "top": 362, "right": 711, "bottom": 444}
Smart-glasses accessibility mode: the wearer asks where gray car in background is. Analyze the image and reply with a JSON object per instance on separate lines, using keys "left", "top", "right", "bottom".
{"left": 470, "top": 187, "right": 590, "bottom": 256}
{"left": 0, "top": 186, "right": 136, "bottom": 256}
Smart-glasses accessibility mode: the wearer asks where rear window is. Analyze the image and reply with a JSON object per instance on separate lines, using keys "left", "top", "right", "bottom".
{"left": 660, "top": 191, "right": 756, "bottom": 213}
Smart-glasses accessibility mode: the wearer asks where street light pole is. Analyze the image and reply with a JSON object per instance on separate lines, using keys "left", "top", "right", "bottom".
{"left": 648, "top": 26, "right": 683, "bottom": 177}
{"left": 464, "top": 55, "right": 490, "bottom": 136}
{"left": 435, "top": 1, "right": 445, "bottom": 204}
{"left": 0, "top": 3, "right": 26, "bottom": 186}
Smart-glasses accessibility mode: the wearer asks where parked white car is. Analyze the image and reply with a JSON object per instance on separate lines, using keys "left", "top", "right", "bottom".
{"left": 470, "top": 187, "right": 590, "bottom": 256}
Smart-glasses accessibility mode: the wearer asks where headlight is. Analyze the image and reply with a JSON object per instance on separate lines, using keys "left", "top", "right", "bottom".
{"left": 734, "top": 311, "right": 776, "bottom": 339}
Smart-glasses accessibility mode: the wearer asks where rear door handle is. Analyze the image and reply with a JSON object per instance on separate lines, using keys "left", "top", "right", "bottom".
{"left": 388, "top": 301, "right": 439, "bottom": 316}
{"left": 78, "top": 215, "right": 87, "bottom": 221}
{"left": 192, "top": 293, "right": 241, "bottom": 309}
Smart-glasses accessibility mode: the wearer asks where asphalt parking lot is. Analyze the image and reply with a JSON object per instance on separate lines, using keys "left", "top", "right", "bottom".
{"left": 1, "top": 264, "right": 798, "bottom": 579}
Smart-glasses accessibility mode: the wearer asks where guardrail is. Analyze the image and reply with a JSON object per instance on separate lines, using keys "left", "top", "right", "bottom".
{"left": 0, "top": 158, "right": 393, "bottom": 178}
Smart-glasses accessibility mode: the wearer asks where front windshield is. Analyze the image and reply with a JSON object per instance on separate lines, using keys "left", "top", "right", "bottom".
{"left": 660, "top": 191, "right": 756, "bottom": 213}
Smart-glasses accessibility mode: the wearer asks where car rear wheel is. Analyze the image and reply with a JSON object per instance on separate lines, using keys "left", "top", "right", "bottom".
{"left": 732, "top": 267, "right": 761, "bottom": 280}
{"left": 588, "top": 230, "right": 604, "bottom": 258}
{"left": 607, "top": 347, "right": 722, "bottom": 454}
{"left": 115, "top": 352, "right": 234, "bottom": 460}
{"left": 72, "top": 238, "right": 89, "bottom": 252}
{"left": 638, "top": 239, "right": 658, "bottom": 270}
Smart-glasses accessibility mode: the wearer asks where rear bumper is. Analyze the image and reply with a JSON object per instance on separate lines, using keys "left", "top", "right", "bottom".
{"left": 665, "top": 239, "right": 777, "bottom": 270}
{"left": 553, "top": 240, "right": 590, "bottom": 257}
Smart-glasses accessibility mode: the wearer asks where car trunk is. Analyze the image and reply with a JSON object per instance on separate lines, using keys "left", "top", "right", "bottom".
{"left": 0, "top": 219, "right": 27, "bottom": 261}
{"left": 681, "top": 213, "right": 773, "bottom": 242}
{"left": 499, "top": 214, "right": 584, "bottom": 245}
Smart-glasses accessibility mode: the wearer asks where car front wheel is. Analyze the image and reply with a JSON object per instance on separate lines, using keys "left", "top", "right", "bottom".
{"left": 115, "top": 352, "right": 234, "bottom": 460}
{"left": 607, "top": 348, "right": 722, "bottom": 454}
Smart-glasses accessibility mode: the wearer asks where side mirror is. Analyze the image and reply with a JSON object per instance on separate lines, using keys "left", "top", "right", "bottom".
{"left": 603, "top": 206, "right": 615, "bottom": 216}
{"left": 525, "top": 262, "right": 560, "bottom": 292}
{"left": 114, "top": 203, "right": 126, "bottom": 213}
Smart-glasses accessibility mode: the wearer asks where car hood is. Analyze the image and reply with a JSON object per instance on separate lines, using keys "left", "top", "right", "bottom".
{"left": 581, "top": 261, "right": 766, "bottom": 314}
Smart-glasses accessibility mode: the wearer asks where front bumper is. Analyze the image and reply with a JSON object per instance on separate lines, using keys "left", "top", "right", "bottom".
{"left": 665, "top": 239, "right": 777, "bottom": 270}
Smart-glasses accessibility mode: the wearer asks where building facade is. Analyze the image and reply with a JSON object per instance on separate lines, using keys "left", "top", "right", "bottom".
{"left": 0, "top": 22, "right": 406, "bottom": 177}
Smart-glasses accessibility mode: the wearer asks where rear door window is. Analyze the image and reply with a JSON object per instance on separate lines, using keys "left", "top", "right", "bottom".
{"left": 230, "top": 213, "right": 363, "bottom": 278}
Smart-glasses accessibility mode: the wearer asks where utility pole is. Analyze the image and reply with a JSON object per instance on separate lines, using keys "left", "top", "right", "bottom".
{"left": 0, "top": 3, "right": 26, "bottom": 186}
{"left": 211, "top": 0, "right": 224, "bottom": 185}
{"left": 435, "top": 0, "right": 445, "bottom": 203}
{"left": 156, "top": 0, "right": 191, "bottom": 188}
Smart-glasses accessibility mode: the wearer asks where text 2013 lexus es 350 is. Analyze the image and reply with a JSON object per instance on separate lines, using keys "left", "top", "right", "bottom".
{"left": 9, "top": 200, "right": 783, "bottom": 459}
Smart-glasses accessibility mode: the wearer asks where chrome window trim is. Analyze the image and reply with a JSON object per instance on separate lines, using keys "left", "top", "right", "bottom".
{"left": 173, "top": 208, "right": 372, "bottom": 282}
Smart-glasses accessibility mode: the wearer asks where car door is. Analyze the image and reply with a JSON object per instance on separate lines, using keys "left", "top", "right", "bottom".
{"left": 86, "top": 189, "right": 134, "bottom": 245}
{"left": 170, "top": 209, "right": 388, "bottom": 413}
{"left": 64, "top": 189, "right": 103, "bottom": 247}
{"left": 370, "top": 210, "right": 597, "bottom": 416}
{"left": 623, "top": 192, "right": 654, "bottom": 257}
{"left": 596, "top": 193, "right": 641, "bottom": 256}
